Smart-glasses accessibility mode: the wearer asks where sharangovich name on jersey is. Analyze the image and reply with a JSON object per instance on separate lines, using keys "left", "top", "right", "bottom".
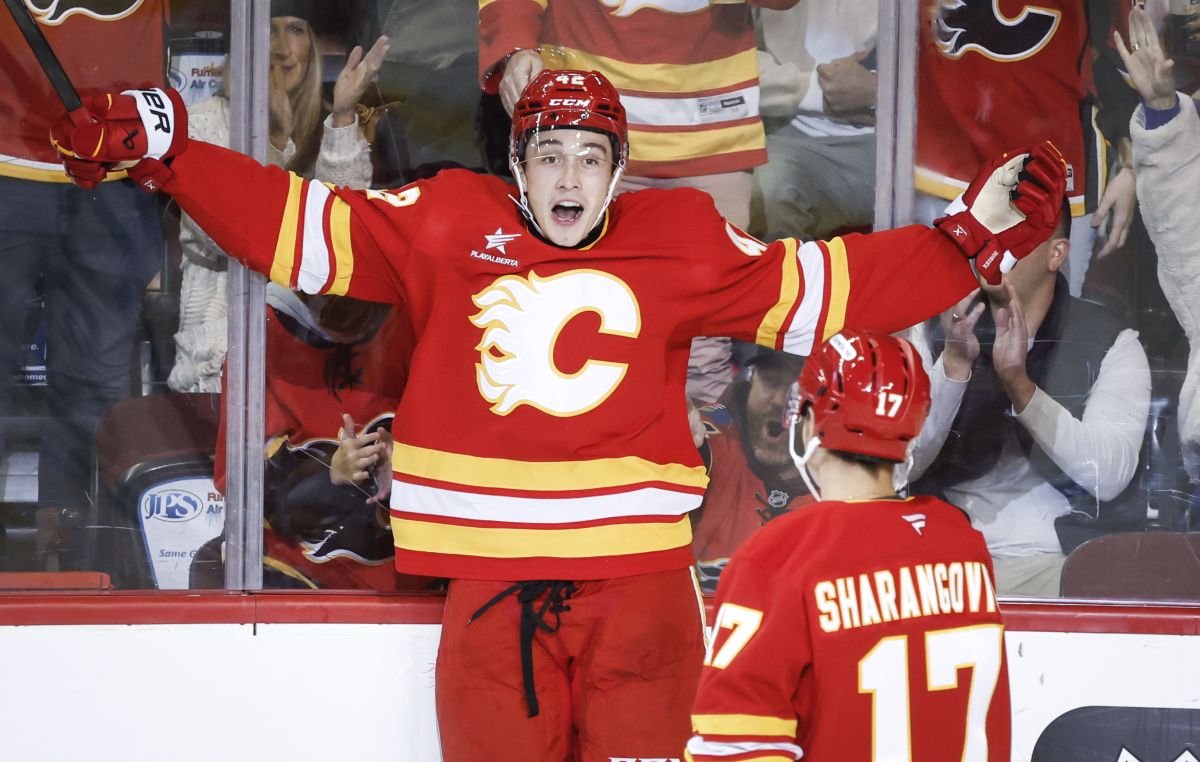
{"left": 815, "top": 559, "right": 999, "bottom": 634}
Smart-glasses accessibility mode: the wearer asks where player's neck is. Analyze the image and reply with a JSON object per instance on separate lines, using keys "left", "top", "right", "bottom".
{"left": 813, "top": 458, "right": 897, "bottom": 502}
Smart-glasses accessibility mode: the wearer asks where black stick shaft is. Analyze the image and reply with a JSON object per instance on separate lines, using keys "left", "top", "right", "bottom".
{"left": 2, "top": 0, "right": 84, "bottom": 116}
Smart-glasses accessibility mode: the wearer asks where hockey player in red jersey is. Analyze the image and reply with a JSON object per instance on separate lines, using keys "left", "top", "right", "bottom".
{"left": 688, "top": 329, "right": 1008, "bottom": 762}
{"left": 52, "top": 71, "right": 1048, "bottom": 761}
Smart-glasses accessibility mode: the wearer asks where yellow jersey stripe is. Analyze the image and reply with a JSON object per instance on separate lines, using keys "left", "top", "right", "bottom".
{"left": 269, "top": 173, "right": 305, "bottom": 287}
{"left": 628, "top": 122, "right": 764, "bottom": 165}
{"left": 692, "top": 714, "right": 798, "bottom": 737}
{"left": 821, "top": 237, "right": 850, "bottom": 341}
{"left": 391, "top": 443, "right": 708, "bottom": 491}
{"left": 549, "top": 46, "right": 758, "bottom": 95}
{"left": 0, "top": 163, "right": 129, "bottom": 183}
{"left": 755, "top": 237, "right": 800, "bottom": 348}
{"left": 392, "top": 515, "right": 691, "bottom": 559}
{"left": 327, "top": 192, "right": 354, "bottom": 296}
{"left": 480, "top": 0, "right": 547, "bottom": 9}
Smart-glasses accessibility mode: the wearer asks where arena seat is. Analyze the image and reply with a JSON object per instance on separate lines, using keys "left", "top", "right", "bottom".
{"left": 89, "top": 393, "right": 223, "bottom": 589}
{"left": 1059, "top": 531, "right": 1200, "bottom": 600}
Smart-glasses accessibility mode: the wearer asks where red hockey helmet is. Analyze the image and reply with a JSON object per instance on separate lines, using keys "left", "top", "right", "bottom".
{"left": 509, "top": 69, "right": 629, "bottom": 171}
{"left": 792, "top": 330, "right": 931, "bottom": 462}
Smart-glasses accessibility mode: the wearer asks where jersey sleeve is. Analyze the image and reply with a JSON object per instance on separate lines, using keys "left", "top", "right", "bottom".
{"left": 478, "top": 0, "right": 545, "bottom": 88}
{"left": 688, "top": 552, "right": 810, "bottom": 762}
{"left": 163, "top": 140, "right": 428, "bottom": 304}
{"left": 691, "top": 198, "right": 978, "bottom": 355}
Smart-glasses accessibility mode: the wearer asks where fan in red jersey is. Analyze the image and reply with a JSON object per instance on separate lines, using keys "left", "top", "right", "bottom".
{"left": 54, "top": 70, "right": 1044, "bottom": 761}
{"left": 689, "top": 329, "right": 1008, "bottom": 762}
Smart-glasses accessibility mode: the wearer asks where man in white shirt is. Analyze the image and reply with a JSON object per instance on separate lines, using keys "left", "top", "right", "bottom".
{"left": 908, "top": 199, "right": 1152, "bottom": 597}
{"left": 753, "top": 0, "right": 877, "bottom": 240}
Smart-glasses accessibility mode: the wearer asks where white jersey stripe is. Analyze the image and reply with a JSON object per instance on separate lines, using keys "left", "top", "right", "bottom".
{"left": 686, "top": 736, "right": 805, "bottom": 759}
{"left": 390, "top": 480, "right": 702, "bottom": 524}
{"left": 622, "top": 85, "right": 760, "bottom": 128}
{"left": 781, "top": 241, "right": 826, "bottom": 355}
{"left": 296, "top": 180, "right": 332, "bottom": 294}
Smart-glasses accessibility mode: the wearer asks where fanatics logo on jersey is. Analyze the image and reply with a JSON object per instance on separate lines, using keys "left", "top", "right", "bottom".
{"left": 902, "top": 513, "right": 926, "bottom": 535}
{"left": 1117, "top": 750, "right": 1199, "bottom": 762}
{"left": 470, "top": 228, "right": 521, "bottom": 267}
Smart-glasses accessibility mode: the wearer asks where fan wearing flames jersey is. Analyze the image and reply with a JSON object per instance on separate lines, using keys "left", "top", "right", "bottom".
{"left": 195, "top": 286, "right": 420, "bottom": 591}
{"left": 0, "top": 0, "right": 167, "bottom": 566}
{"left": 916, "top": 0, "right": 1139, "bottom": 295}
{"left": 52, "top": 70, "right": 1057, "bottom": 760}
{"left": 691, "top": 348, "right": 812, "bottom": 593}
{"left": 688, "top": 330, "right": 1008, "bottom": 762}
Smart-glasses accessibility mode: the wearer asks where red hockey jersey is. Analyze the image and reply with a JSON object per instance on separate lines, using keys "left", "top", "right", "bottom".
{"left": 689, "top": 495, "right": 1010, "bottom": 762}
{"left": 916, "top": 0, "right": 1097, "bottom": 217}
{"left": 0, "top": 0, "right": 166, "bottom": 181}
{"left": 163, "top": 140, "right": 978, "bottom": 581}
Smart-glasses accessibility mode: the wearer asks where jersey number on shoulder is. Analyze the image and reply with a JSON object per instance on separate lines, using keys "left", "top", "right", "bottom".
{"left": 859, "top": 624, "right": 1004, "bottom": 761}
{"left": 365, "top": 187, "right": 421, "bottom": 207}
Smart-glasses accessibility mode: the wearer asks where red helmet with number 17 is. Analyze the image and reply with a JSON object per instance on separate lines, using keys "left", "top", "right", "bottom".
{"left": 788, "top": 330, "right": 931, "bottom": 463}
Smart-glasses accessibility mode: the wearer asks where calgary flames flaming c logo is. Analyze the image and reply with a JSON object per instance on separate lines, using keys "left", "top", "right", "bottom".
{"left": 469, "top": 269, "right": 641, "bottom": 417}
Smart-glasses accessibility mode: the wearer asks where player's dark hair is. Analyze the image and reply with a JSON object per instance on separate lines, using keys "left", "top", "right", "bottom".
{"left": 1053, "top": 195, "right": 1071, "bottom": 240}
{"left": 827, "top": 448, "right": 900, "bottom": 468}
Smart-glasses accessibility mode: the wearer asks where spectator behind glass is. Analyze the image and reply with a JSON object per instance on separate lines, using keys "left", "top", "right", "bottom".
{"left": 479, "top": 0, "right": 800, "bottom": 403}
{"left": 168, "top": 0, "right": 388, "bottom": 393}
{"left": 192, "top": 284, "right": 426, "bottom": 591}
{"left": 1122, "top": 5, "right": 1200, "bottom": 481}
{"left": 753, "top": 0, "right": 877, "bottom": 241}
{"left": 691, "top": 347, "right": 812, "bottom": 592}
{"left": 909, "top": 199, "right": 1151, "bottom": 597}
{"left": 913, "top": 0, "right": 1138, "bottom": 297}
{"left": 0, "top": 2, "right": 167, "bottom": 568}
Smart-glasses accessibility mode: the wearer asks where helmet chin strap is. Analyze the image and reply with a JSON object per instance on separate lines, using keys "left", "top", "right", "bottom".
{"left": 788, "top": 419, "right": 823, "bottom": 502}
{"left": 892, "top": 443, "right": 916, "bottom": 497}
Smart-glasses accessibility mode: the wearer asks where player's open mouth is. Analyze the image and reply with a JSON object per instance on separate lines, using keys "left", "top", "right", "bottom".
{"left": 552, "top": 202, "right": 583, "bottom": 224}
{"left": 765, "top": 420, "right": 784, "bottom": 439}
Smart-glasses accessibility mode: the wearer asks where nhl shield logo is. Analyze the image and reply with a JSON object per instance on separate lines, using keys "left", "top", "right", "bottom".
{"left": 26, "top": 0, "right": 144, "bottom": 26}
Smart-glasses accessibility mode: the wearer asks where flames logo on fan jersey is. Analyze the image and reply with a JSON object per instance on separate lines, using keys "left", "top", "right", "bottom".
{"left": 470, "top": 269, "right": 641, "bottom": 416}
{"left": 26, "top": 0, "right": 144, "bottom": 25}
{"left": 935, "top": 0, "right": 1061, "bottom": 61}
{"left": 599, "top": 0, "right": 713, "bottom": 17}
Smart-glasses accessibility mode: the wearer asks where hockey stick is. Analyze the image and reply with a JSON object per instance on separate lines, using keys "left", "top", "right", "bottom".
{"left": 2, "top": 0, "right": 91, "bottom": 126}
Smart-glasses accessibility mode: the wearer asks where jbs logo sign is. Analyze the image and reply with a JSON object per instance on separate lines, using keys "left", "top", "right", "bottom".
{"left": 548, "top": 98, "right": 591, "bottom": 107}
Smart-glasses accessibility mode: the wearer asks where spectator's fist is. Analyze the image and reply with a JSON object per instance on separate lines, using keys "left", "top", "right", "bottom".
{"left": 50, "top": 88, "right": 188, "bottom": 192}
{"left": 935, "top": 141, "right": 1067, "bottom": 285}
{"left": 500, "top": 49, "right": 545, "bottom": 115}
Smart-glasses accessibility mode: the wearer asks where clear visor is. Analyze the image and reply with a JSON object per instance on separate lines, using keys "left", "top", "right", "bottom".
{"left": 515, "top": 128, "right": 618, "bottom": 174}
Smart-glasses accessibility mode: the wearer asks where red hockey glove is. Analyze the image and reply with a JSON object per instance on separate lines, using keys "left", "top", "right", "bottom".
{"left": 50, "top": 88, "right": 188, "bottom": 192}
{"left": 935, "top": 141, "right": 1067, "bottom": 285}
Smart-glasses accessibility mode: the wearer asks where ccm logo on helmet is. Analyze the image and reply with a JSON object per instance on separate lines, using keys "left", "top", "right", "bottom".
{"left": 548, "top": 98, "right": 592, "bottom": 107}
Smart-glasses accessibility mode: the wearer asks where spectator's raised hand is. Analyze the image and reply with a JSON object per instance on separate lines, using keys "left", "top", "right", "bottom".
{"left": 1115, "top": 7, "right": 1177, "bottom": 110}
{"left": 1092, "top": 159, "right": 1136, "bottom": 258}
{"left": 331, "top": 413, "right": 389, "bottom": 487}
{"left": 366, "top": 426, "right": 393, "bottom": 507}
{"left": 989, "top": 281, "right": 1036, "bottom": 412}
{"left": 817, "top": 50, "right": 877, "bottom": 122}
{"left": 332, "top": 35, "right": 391, "bottom": 129}
{"left": 939, "top": 289, "right": 985, "bottom": 381}
{"left": 500, "top": 49, "right": 545, "bottom": 115}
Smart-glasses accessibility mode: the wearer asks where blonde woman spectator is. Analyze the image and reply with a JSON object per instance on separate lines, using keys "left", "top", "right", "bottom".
{"left": 169, "top": 0, "right": 388, "bottom": 392}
